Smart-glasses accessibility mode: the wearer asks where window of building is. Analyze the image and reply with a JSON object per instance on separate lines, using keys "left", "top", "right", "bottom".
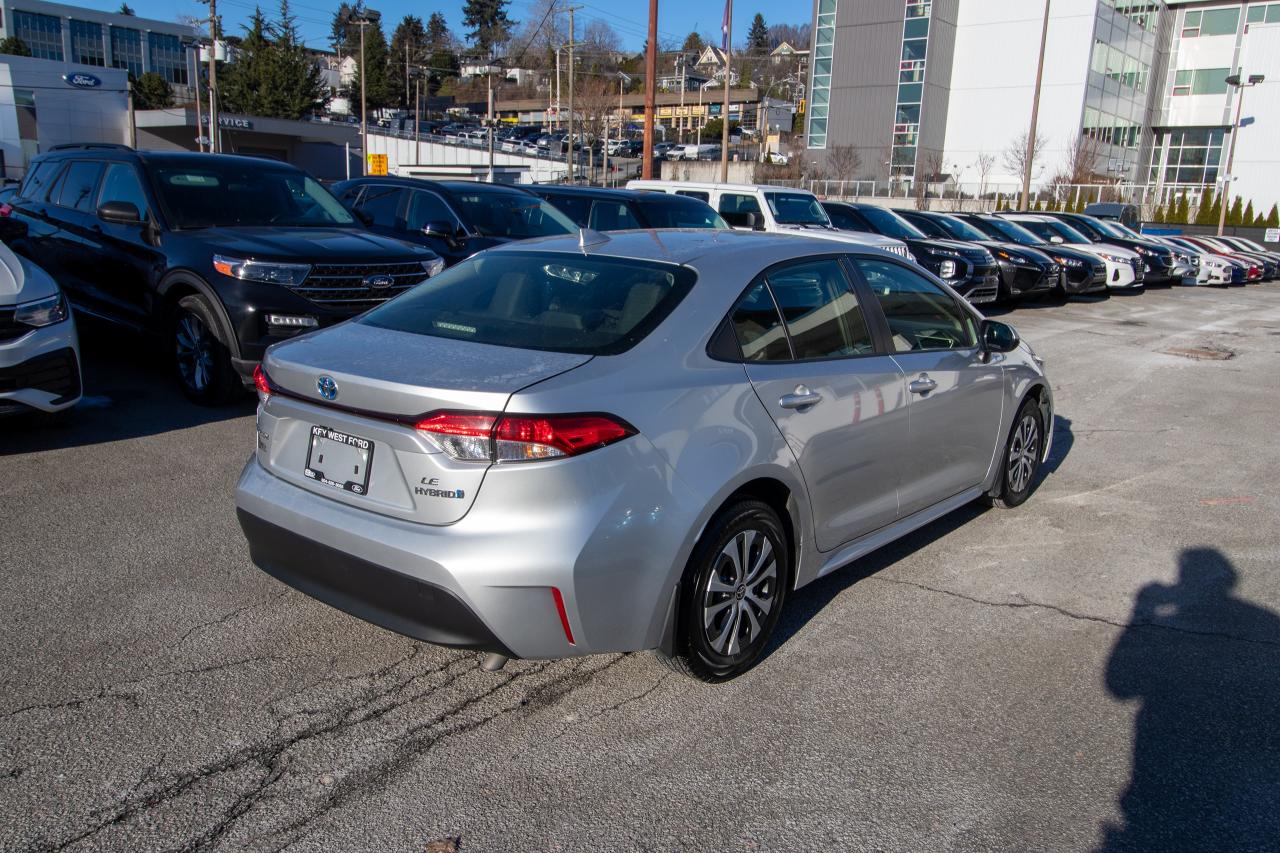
{"left": 1152, "top": 128, "right": 1226, "bottom": 186}
{"left": 1182, "top": 8, "right": 1240, "bottom": 37}
{"left": 148, "top": 32, "right": 188, "bottom": 85}
{"left": 806, "top": 0, "right": 837, "bottom": 149}
{"left": 1172, "top": 68, "right": 1230, "bottom": 96}
{"left": 111, "top": 27, "right": 144, "bottom": 77}
{"left": 69, "top": 20, "right": 105, "bottom": 66}
{"left": 1246, "top": 3, "right": 1280, "bottom": 24}
{"left": 12, "top": 11, "right": 63, "bottom": 61}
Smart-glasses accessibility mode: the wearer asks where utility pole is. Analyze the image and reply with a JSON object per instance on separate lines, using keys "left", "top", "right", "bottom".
{"left": 487, "top": 68, "right": 496, "bottom": 183}
{"left": 1020, "top": 0, "right": 1051, "bottom": 211}
{"left": 565, "top": 6, "right": 583, "bottom": 182}
{"left": 193, "top": 49, "right": 204, "bottom": 152}
{"left": 642, "top": 0, "right": 658, "bottom": 178}
{"left": 127, "top": 79, "right": 136, "bottom": 148}
{"left": 719, "top": 0, "right": 733, "bottom": 182}
{"left": 206, "top": 0, "right": 219, "bottom": 153}
{"left": 405, "top": 36, "right": 411, "bottom": 107}
{"left": 1219, "top": 72, "right": 1265, "bottom": 235}
{"left": 677, "top": 54, "right": 686, "bottom": 143}
{"left": 555, "top": 46, "right": 562, "bottom": 132}
{"left": 414, "top": 77, "right": 421, "bottom": 149}
{"left": 352, "top": 14, "right": 375, "bottom": 175}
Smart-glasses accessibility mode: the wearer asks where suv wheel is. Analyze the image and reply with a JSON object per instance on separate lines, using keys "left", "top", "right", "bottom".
{"left": 659, "top": 500, "right": 790, "bottom": 682}
{"left": 172, "top": 294, "right": 240, "bottom": 405}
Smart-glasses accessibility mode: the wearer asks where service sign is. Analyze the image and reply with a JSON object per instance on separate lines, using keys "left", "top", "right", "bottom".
{"left": 1266, "top": 227, "right": 1280, "bottom": 244}
{"left": 63, "top": 72, "right": 102, "bottom": 89}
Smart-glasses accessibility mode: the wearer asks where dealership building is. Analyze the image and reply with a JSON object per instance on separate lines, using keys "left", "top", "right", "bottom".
{"left": 807, "top": 0, "right": 1280, "bottom": 206}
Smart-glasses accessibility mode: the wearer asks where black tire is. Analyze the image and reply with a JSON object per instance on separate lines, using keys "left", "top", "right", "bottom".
{"left": 988, "top": 396, "right": 1045, "bottom": 509}
{"left": 658, "top": 500, "right": 790, "bottom": 682}
{"left": 172, "top": 294, "right": 240, "bottom": 405}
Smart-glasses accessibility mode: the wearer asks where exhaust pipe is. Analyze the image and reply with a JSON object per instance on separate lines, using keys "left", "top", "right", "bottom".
{"left": 480, "top": 653, "right": 509, "bottom": 672}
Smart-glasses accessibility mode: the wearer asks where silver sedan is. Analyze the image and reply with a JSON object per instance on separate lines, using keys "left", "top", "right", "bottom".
{"left": 235, "top": 230, "right": 1053, "bottom": 681}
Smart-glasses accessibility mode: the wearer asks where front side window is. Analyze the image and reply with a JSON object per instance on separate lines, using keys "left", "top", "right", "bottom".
{"left": 764, "top": 192, "right": 831, "bottom": 226}
{"left": 855, "top": 258, "right": 976, "bottom": 353}
{"left": 405, "top": 190, "right": 458, "bottom": 231}
{"left": 766, "top": 259, "right": 875, "bottom": 359}
{"left": 446, "top": 189, "right": 576, "bottom": 239}
{"left": 360, "top": 251, "right": 694, "bottom": 355}
{"left": 152, "top": 164, "right": 355, "bottom": 229}
{"left": 97, "top": 163, "right": 150, "bottom": 219}
{"left": 356, "top": 185, "right": 404, "bottom": 228}
{"left": 588, "top": 201, "right": 643, "bottom": 231}
{"left": 55, "top": 161, "right": 104, "bottom": 211}
{"left": 717, "top": 193, "right": 763, "bottom": 228}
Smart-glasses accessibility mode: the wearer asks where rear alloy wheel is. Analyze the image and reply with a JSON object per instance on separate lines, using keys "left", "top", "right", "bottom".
{"left": 660, "top": 500, "right": 789, "bottom": 682}
{"left": 173, "top": 294, "right": 240, "bottom": 405}
{"left": 989, "top": 396, "right": 1044, "bottom": 508}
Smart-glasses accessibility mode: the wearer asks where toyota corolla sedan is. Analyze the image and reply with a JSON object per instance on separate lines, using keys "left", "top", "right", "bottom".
{"left": 235, "top": 230, "right": 1053, "bottom": 681}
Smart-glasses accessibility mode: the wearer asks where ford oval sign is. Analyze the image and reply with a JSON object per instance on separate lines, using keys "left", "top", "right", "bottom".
{"left": 63, "top": 72, "right": 102, "bottom": 89}
{"left": 317, "top": 375, "right": 338, "bottom": 400}
{"left": 363, "top": 274, "right": 395, "bottom": 289}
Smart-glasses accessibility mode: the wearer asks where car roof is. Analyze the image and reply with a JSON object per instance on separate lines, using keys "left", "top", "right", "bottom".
{"left": 335, "top": 176, "right": 535, "bottom": 194}
{"left": 628, "top": 180, "right": 814, "bottom": 195}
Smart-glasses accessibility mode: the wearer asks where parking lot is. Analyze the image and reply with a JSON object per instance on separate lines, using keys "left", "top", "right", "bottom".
{"left": 3, "top": 284, "right": 1279, "bottom": 850}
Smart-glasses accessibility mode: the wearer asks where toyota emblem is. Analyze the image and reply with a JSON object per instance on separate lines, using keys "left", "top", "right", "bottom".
{"left": 317, "top": 375, "right": 338, "bottom": 400}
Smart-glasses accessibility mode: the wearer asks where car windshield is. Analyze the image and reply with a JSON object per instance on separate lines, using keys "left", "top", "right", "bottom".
{"left": 447, "top": 188, "right": 576, "bottom": 239}
{"left": 930, "top": 215, "right": 989, "bottom": 242}
{"left": 1019, "top": 219, "right": 1091, "bottom": 244}
{"left": 971, "top": 217, "right": 1040, "bottom": 245}
{"left": 359, "top": 251, "right": 696, "bottom": 355}
{"left": 152, "top": 163, "right": 355, "bottom": 229}
{"left": 639, "top": 199, "right": 730, "bottom": 229}
{"left": 763, "top": 192, "right": 830, "bottom": 225}
{"left": 857, "top": 206, "right": 925, "bottom": 240}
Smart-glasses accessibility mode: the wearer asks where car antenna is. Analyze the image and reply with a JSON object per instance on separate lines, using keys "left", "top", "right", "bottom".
{"left": 578, "top": 227, "right": 610, "bottom": 250}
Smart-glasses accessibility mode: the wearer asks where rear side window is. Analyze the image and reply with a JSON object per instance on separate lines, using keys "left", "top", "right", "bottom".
{"left": 448, "top": 189, "right": 576, "bottom": 239}
{"left": 538, "top": 192, "right": 591, "bottom": 227}
{"left": 766, "top": 259, "right": 875, "bottom": 359}
{"left": 97, "top": 163, "right": 150, "bottom": 219}
{"left": 675, "top": 190, "right": 709, "bottom": 202}
{"left": 826, "top": 206, "right": 868, "bottom": 231}
{"left": 54, "top": 161, "right": 105, "bottom": 211}
{"left": 359, "top": 251, "right": 696, "bottom": 355}
{"left": 729, "top": 281, "right": 790, "bottom": 361}
{"left": 19, "top": 161, "right": 60, "bottom": 201}
{"left": 639, "top": 199, "right": 729, "bottom": 229}
{"left": 854, "top": 258, "right": 977, "bottom": 352}
{"left": 356, "top": 185, "right": 403, "bottom": 228}
{"left": 588, "top": 201, "right": 642, "bottom": 231}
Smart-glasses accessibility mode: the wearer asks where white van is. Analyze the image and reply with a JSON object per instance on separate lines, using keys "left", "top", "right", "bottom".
{"left": 626, "top": 180, "right": 913, "bottom": 258}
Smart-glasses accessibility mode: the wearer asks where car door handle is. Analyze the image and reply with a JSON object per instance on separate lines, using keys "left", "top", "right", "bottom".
{"left": 779, "top": 386, "right": 822, "bottom": 409}
{"left": 909, "top": 375, "right": 938, "bottom": 395}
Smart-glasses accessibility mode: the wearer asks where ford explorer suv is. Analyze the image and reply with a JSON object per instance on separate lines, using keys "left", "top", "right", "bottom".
{"left": 8, "top": 146, "right": 443, "bottom": 404}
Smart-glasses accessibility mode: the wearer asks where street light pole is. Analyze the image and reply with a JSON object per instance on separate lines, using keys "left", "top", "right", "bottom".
{"left": 1021, "top": 0, "right": 1051, "bottom": 211}
{"left": 641, "top": 0, "right": 658, "bottom": 178}
{"left": 1218, "top": 72, "right": 1265, "bottom": 236}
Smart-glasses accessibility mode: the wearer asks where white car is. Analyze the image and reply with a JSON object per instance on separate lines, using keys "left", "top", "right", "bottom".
{"left": 1160, "top": 236, "right": 1239, "bottom": 285}
{"left": 1001, "top": 214, "right": 1145, "bottom": 289}
{"left": 0, "top": 240, "right": 81, "bottom": 416}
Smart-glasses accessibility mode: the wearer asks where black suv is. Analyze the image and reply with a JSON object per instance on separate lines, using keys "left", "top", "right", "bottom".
{"left": 954, "top": 213, "right": 1109, "bottom": 297}
{"left": 9, "top": 147, "right": 443, "bottom": 403}
{"left": 898, "top": 209, "right": 1060, "bottom": 302}
{"left": 1038, "top": 211, "right": 1177, "bottom": 284}
{"left": 526, "top": 185, "right": 730, "bottom": 231}
{"left": 330, "top": 177, "right": 577, "bottom": 267}
{"left": 822, "top": 201, "right": 1001, "bottom": 305}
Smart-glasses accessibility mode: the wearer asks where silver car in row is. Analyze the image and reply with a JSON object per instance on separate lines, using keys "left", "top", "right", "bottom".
{"left": 235, "top": 230, "right": 1053, "bottom": 681}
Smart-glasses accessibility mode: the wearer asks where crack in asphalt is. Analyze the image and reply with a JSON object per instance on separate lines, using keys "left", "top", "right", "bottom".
{"left": 174, "top": 591, "right": 291, "bottom": 649}
{"left": 871, "top": 576, "right": 1280, "bottom": 649}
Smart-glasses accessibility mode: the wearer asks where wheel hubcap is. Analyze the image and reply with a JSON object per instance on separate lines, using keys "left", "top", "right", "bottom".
{"left": 702, "top": 528, "right": 778, "bottom": 657}
{"left": 1007, "top": 414, "right": 1040, "bottom": 493}
{"left": 175, "top": 313, "right": 214, "bottom": 392}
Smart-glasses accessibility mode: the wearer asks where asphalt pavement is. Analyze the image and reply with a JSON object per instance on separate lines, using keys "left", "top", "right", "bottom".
{"left": 2, "top": 284, "right": 1279, "bottom": 851}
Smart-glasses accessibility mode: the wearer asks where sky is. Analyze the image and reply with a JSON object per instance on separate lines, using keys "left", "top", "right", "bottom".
{"left": 77, "top": 0, "right": 791, "bottom": 55}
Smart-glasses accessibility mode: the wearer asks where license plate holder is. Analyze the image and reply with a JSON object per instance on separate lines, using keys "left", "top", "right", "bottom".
{"left": 304, "top": 425, "right": 375, "bottom": 495}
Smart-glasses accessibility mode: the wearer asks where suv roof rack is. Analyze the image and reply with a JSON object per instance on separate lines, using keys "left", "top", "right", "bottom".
{"left": 47, "top": 143, "right": 134, "bottom": 152}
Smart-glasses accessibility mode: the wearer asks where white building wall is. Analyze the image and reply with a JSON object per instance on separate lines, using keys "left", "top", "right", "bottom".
{"left": 942, "top": 0, "right": 1098, "bottom": 186}
{"left": 1232, "top": 23, "right": 1280, "bottom": 206}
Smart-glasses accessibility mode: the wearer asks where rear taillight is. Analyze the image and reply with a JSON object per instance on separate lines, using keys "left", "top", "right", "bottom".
{"left": 415, "top": 411, "right": 635, "bottom": 463}
{"left": 0, "top": 203, "right": 12, "bottom": 218}
{"left": 253, "top": 364, "right": 272, "bottom": 402}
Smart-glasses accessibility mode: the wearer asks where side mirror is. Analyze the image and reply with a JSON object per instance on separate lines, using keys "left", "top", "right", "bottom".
{"left": 352, "top": 208, "right": 374, "bottom": 227}
{"left": 981, "top": 319, "right": 1020, "bottom": 354}
{"left": 744, "top": 212, "right": 760, "bottom": 230}
{"left": 1049, "top": 235, "right": 1064, "bottom": 244}
{"left": 421, "top": 220, "right": 456, "bottom": 240}
{"left": 97, "top": 201, "right": 142, "bottom": 224}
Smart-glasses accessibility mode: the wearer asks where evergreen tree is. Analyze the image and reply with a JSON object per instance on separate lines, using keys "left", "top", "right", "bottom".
{"left": 118, "top": 3, "right": 135, "bottom": 14}
{"left": 0, "top": 36, "right": 31, "bottom": 56}
{"left": 219, "top": 8, "right": 275, "bottom": 116}
{"left": 426, "top": 12, "right": 451, "bottom": 51}
{"left": 463, "top": 0, "right": 515, "bottom": 56}
{"left": 1227, "top": 195, "right": 1244, "bottom": 226}
{"left": 1245, "top": 200, "right": 1260, "bottom": 226}
{"left": 682, "top": 31, "right": 704, "bottom": 53}
{"left": 330, "top": 2, "right": 363, "bottom": 55}
{"left": 273, "top": 0, "right": 326, "bottom": 118}
{"left": 1195, "top": 186, "right": 1217, "bottom": 225}
{"left": 1268, "top": 203, "right": 1280, "bottom": 228}
{"left": 1150, "top": 203, "right": 1166, "bottom": 223}
{"left": 390, "top": 15, "right": 427, "bottom": 109}
{"left": 747, "top": 14, "right": 769, "bottom": 54}
{"left": 352, "top": 16, "right": 395, "bottom": 110}
{"left": 1175, "top": 190, "right": 1190, "bottom": 224}
{"left": 131, "top": 72, "right": 173, "bottom": 108}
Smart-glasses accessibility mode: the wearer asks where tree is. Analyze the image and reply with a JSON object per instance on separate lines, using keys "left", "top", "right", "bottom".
{"left": 131, "top": 72, "right": 173, "bottom": 108}
{"left": 220, "top": 3, "right": 326, "bottom": 120}
{"left": 975, "top": 151, "right": 995, "bottom": 201}
{"left": 219, "top": 8, "right": 275, "bottom": 116}
{"left": 747, "top": 13, "right": 769, "bottom": 54}
{"left": 826, "top": 144, "right": 862, "bottom": 183}
{"left": 700, "top": 117, "right": 738, "bottom": 142}
{"left": 1002, "top": 130, "right": 1048, "bottom": 187}
{"left": 1150, "top": 203, "right": 1166, "bottom": 223}
{"left": 0, "top": 36, "right": 31, "bottom": 56}
{"left": 1245, "top": 200, "right": 1260, "bottom": 226}
{"left": 350, "top": 15, "right": 395, "bottom": 110}
{"left": 682, "top": 31, "right": 704, "bottom": 53}
{"left": 1227, "top": 195, "right": 1244, "bottom": 226}
{"left": 426, "top": 12, "right": 451, "bottom": 50}
{"left": 1267, "top": 203, "right": 1280, "bottom": 228}
{"left": 118, "top": 3, "right": 135, "bottom": 14}
{"left": 582, "top": 19, "right": 621, "bottom": 63}
{"left": 390, "top": 15, "right": 427, "bottom": 108}
{"left": 462, "top": 0, "right": 515, "bottom": 56}
{"left": 1193, "top": 186, "right": 1216, "bottom": 225}
{"left": 330, "top": 1, "right": 364, "bottom": 55}
{"left": 1173, "top": 190, "right": 1190, "bottom": 225}
{"left": 272, "top": 0, "right": 327, "bottom": 118}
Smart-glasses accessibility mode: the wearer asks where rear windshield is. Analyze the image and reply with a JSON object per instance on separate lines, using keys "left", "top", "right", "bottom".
{"left": 152, "top": 163, "right": 354, "bottom": 229}
{"left": 359, "top": 251, "right": 696, "bottom": 355}
{"left": 445, "top": 187, "right": 575, "bottom": 239}
{"left": 639, "top": 198, "right": 729, "bottom": 229}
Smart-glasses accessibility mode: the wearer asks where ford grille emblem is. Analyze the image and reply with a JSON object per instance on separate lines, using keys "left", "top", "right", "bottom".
{"left": 364, "top": 273, "right": 395, "bottom": 289}
{"left": 317, "top": 375, "right": 338, "bottom": 400}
